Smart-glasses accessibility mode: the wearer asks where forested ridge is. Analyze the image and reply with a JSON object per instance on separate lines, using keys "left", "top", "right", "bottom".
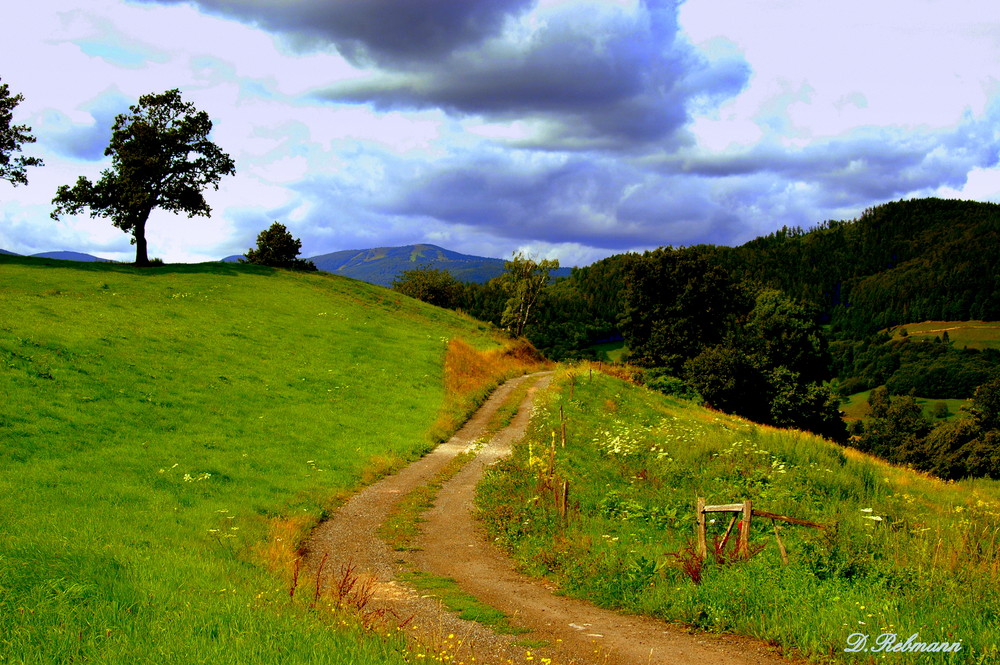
{"left": 709, "top": 198, "right": 1000, "bottom": 334}
{"left": 394, "top": 198, "right": 1000, "bottom": 478}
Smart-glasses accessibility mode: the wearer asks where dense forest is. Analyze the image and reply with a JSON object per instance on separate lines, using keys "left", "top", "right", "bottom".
{"left": 710, "top": 198, "right": 1000, "bottom": 334}
{"left": 394, "top": 198, "right": 1000, "bottom": 478}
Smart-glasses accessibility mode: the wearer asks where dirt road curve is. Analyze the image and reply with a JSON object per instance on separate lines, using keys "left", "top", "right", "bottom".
{"left": 303, "top": 372, "right": 799, "bottom": 665}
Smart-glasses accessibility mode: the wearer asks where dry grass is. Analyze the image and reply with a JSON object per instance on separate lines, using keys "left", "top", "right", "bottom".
{"left": 429, "top": 338, "right": 550, "bottom": 442}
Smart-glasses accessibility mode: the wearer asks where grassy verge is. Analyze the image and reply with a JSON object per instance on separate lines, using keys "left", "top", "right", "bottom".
{"left": 476, "top": 364, "right": 1000, "bottom": 663}
{"left": 0, "top": 256, "right": 542, "bottom": 664}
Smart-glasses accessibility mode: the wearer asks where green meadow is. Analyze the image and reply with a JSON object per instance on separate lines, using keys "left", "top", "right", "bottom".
{"left": 0, "top": 255, "right": 518, "bottom": 664}
{"left": 888, "top": 321, "right": 1000, "bottom": 351}
{"left": 841, "top": 390, "right": 969, "bottom": 424}
{"left": 477, "top": 366, "right": 1000, "bottom": 663}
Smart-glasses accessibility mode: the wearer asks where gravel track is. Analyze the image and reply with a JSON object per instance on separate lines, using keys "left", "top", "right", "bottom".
{"left": 302, "top": 372, "right": 800, "bottom": 665}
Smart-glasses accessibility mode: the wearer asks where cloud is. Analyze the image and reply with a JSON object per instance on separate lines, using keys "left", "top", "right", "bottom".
{"left": 671, "top": 105, "right": 1000, "bottom": 206}
{"left": 138, "top": 0, "right": 749, "bottom": 151}
{"left": 365, "top": 148, "right": 745, "bottom": 252}
{"left": 138, "top": 0, "right": 534, "bottom": 66}
{"left": 317, "top": 1, "right": 749, "bottom": 150}
{"left": 36, "top": 88, "right": 131, "bottom": 161}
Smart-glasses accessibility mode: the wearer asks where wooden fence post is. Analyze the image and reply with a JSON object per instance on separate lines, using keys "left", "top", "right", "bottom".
{"left": 737, "top": 499, "right": 752, "bottom": 558}
{"left": 559, "top": 405, "right": 567, "bottom": 447}
{"left": 696, "top": 497, "right": 707, "bottom": 559}
{"left": 772, "top": 520, "right": 789, "bottom": 565}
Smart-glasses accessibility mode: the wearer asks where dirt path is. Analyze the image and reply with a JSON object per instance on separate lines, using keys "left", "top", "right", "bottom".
{"left": 303, "top": 373, "right": 799, "bottom": 665}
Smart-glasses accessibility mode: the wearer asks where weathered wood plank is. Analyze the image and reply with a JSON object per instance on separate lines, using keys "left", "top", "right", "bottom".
{"left": 703, "top": 503, "right": 745, "bottom": 513}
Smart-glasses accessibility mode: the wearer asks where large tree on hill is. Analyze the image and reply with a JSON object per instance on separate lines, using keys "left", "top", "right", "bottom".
{"left": 1, "top": 77, "right": 43, "bottom": 187}
{"left": 51, "top": 89, "right": 235, "bottom": 266}
{"left": 242, "top": 221, "right": 316, "bottom": 271}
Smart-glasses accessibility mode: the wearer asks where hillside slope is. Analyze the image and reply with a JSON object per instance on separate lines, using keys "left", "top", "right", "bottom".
{"left": 0, "top": 254, "right": 524, "bottom": 663}
{"left": 478, "top": 366, "right": 1000, "bottom": 663}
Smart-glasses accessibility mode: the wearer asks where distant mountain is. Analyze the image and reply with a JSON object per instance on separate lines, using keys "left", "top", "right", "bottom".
{"left": 31, "top": 251, "right": 112, "bottom": 262}
{"left": 307, "top": 243, "right": 571, "bottom": 287}
{"left": 220, "top": 255, "right": 244, "bottom": 263}
{"left": 0, "top": 250, "right": 112, "bottom": 262}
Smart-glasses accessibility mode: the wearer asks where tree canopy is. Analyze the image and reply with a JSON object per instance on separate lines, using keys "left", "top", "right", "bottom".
{"left": 1, "top": 77, "right": 43, "bottom": 188}
{"left": 242, "top": 221, "right": 316, "bottom": 271}
{"left": 498, "top": 252, "right": 559, "bottom": 338}
{"left": 392, "top": 266, "right": 462, "bottom": 309}
{"left": 620, "top": 247, "right": 748, "bottom": 372}
{"left": 51, "top": 89, "right": 235, "bottom": 266}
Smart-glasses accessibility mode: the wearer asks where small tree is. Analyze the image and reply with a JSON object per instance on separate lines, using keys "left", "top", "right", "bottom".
{"left": 1, "top": 77, "right": 43, "bottom": 187}
{"left": 51, "top": 89, "right": 235, "bottom": 266}
{"left": 242, "top": 222, "right": 316, "bottom": 271}
{"left": 392, "top": 266, "right": 461, "bottom": 308}
{"left": 498, "top": 252, "right": 558, "bottom": 337}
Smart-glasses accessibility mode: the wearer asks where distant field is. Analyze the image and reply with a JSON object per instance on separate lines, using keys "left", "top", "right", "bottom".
{"left": 0, "top": 255, "right": 534, "bottom": 663}
{"left": 887, "top": 320, "right": 1000, "bottom": 350}
{"left": 841, "top": 389, "right": 969, "bottom": 422}
{"left": 587, "top": 339, "right": 627, "bottom": 362}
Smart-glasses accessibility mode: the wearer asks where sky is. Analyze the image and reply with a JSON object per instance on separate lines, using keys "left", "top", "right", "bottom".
{"left": 2, "top": 0, "right": 1000, "bottom": 266}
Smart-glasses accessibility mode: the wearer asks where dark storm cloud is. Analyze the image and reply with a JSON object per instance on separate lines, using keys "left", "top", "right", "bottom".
{"left": 140, "top": 0, "right": 749, "bottom": 150}
{"left": 375, "top": 151, "right": 743, "bottom": 250}
{"left": 318, "top": 1, "right": 750, "bottom": 148}
{"left": 137, "top": 0, "right": 533, "bottom": 67}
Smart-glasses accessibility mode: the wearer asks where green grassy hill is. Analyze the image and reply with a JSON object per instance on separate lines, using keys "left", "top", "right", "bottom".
{"left": 478, "top": 366, "right": 1000, "bottom": 663}
{"left": 0, "top": 255, "right": 521, "bottom": 663}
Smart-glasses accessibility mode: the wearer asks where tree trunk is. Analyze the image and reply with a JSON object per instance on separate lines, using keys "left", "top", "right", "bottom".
{"left": 133, "top": 210, "right": 151, "bottom": 266}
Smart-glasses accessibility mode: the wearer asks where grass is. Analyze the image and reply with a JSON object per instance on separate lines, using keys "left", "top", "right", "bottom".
{"left": 887, "top": 321, "right": 1000, "bottom": 351}
{"left": 586, "top": 340, "right": 626, "bottom": 363}
{"left": 476, "top": 364, "right": 1000, "bottom": 663}
{"left": 0, "top": 255, "right": 544, "bottom": 664}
